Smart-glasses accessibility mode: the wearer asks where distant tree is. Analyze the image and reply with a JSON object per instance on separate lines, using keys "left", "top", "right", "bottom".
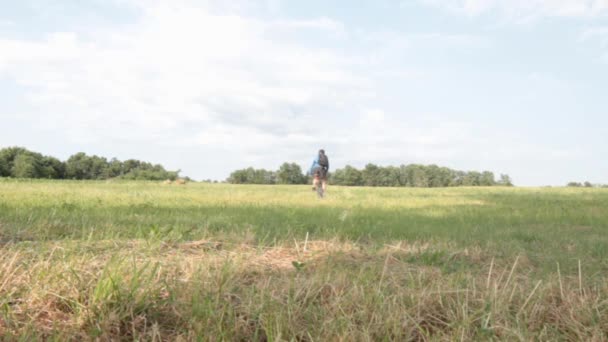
{"left": 12, "top": 153, "right": 42, "bottom": 178}
{"left": 332, "top": 165, "right": 363, "bottom": 186}
{"left": 65, "top": 153, "right": 81, "bottom": 179}
{"left": 425, "top": 164, "right": 457, "bottom": 187}
{"left": 277, "top": 163, "right": 306, "bottom": 184}
{"left": 567, "top": 182, "right": 583, "bottom": 187}
{"left": 0, "top": 154, "right": 9, "bottom": 177}
{"left": 584, "top": 181, "right": 593, "bottom": 188}
{"left": 228, "top": 168, "right": 249, "bottom": 184}
{"left": 228, "top": 167, "right": 276, "bottom": 184}
{"left": 411, "top": 165, "right": 429, "bottom": 187}
{"left": 40, "top": 156, "right": 65, "bottom": 179}
{"left": 432, "top": 166, "right": 455, "bottom": 187}
{"left": 450, "top": 171, "right": 465, "bottom": 186}
{"left": 462, "top": 171, "right": 481, "bottom": 186}
{"left": 425, "top": 165, "right": 441, "bottom": 187}
{"left": 0, "top": 147, "right": 30, "bottom": 177}
{"left": 228, "top": 162, "right": 512, "bottom": 188}
{"left": 0, "top": 147, "right": 67, "bottom": 179}
{"left": 121, "top": 169, "right": 178, "bottom": 181}
{"left": 263, "top": 170, "right": 277, "bottom": 184}
{"left": 0, "top": 147, "right": 181, "bottom": 181}
{"left": 498, "top": 174, "right": 513, "bottom": 186}
{"left": 89, "top": 155, "right": 109, "bottom": 179}
{"left": 65, "top": 152, "right": 92, "bottom": 179}
{"left": 104, "top": 158, "right": 123, "bottom": 178}
{"left": 362, "top": 164, "right": 382, "bottom": 186}
{"left": 383, "top": 166, "right": 401, "bottom": 187}
{"left": 480, "top": 171, "right": 496, "bottom": 186}
{"left": 121, "top": 159, "right": 140, "bottom": 174}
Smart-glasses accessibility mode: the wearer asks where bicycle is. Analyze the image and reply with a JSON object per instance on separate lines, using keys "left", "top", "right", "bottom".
{"left": 312, "top": 167, "right": 327, "bottom": 198}
{"left": 315, "top": 183, "right": 324, "bottom": 198}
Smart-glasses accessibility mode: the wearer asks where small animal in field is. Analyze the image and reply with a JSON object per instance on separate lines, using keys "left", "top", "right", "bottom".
{"left": 163, "top": 179, "right": 172, "bottom": 185}
{"left": 175, "top": 178, "right": 187, "bottom": 185}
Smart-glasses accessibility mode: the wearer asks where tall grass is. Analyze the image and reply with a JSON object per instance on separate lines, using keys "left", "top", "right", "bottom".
{"left": 1, "top": 179, "right": 607, "bottom": 340}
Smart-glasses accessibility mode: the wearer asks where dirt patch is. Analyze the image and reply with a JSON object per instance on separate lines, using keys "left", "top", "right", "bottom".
{"left": 572, "top": 225, "right": 592, "bottom": 232}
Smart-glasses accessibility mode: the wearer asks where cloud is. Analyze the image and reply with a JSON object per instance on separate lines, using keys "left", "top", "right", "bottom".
{"left": 0, "top": 3, "right": 366, "bottom": 147}
{"left": 0, "top": 1, "right": 508, "bottom": 179}
{"left": 418, "top": 0, "right": 608, "bottom": 19}
{"left": 271, "top": 17, "right": 345, "bottom": 33}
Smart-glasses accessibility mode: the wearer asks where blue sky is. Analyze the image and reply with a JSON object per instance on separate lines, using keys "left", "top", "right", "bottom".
{"left": 1, "top": 0, "right": 607, "bottom": 185}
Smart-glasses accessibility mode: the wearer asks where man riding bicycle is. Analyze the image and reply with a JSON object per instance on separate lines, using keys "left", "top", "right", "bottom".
{"left": 309, "top": 149, "right": 329, "bottom": 197}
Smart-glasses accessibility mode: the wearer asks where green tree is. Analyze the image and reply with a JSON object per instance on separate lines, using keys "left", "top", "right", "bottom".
{"left": 480, "top": 171, "right": 496, "bottom": 186}
{"left": 0, "top": 147, "right": 29, "bottom": 177}
{"left": 437, "top": 167, "right": 456, "bottom": 187}
{"left": 450, "top": 171, "right": 465, "bottom": 186}
{"left": 65, "top": 153, "right": 108, "bottom": 179}
{"left": 462, "top": 171, "right": 481, "bottom": 186}
{"left": 277, "top": 163, "right": 306, "bottom": 184}
{"left": 0, "top": 155, "right": 9, "bottom": 177}
{"left": 65, "top": 153, "right": 92, "bottom": 179}
{"left": 40, "top": 156, "right": 65, "bottom": 179}
{"left": 332, "top": 165, "right": 363, "bottom": 186}
{"left": 382, "top": 166, "right": 401, "bottom": 187}
{"left": 123, "top": 159, "right": 141, "bottom": 174}
{"left": 89, "top": 155, "right": 109, "bottom": 179}
{"left": 362, "top": 164, "right": 381, "bottom": 186}
{"left": 0, "top": 147, "right": 65, "bottom": 179}
{"left": 12, "top": 153, "right": 42, "bottom": 178}
{"left": 104, "top": 158, "right": 123, "bottom": 178}
{"left": 229, "top": 162, "right": 512, "bottom": 188}
{"left": 411, "top": 165, "right": 429, "bottom": 187}
{"left": 0, "top": 147, "right": 181, "bottom": 180}
{"left": 228, "top": 168, "right": 249, "bottom": 184}
{"left": 498, "top": 174, "right": 513, "bottom": 186}
{"left": 122, "top": 169, "right": 178, "bottom": 181}
{"left": 227, "top": 167, "right": 276, "bottom": 184}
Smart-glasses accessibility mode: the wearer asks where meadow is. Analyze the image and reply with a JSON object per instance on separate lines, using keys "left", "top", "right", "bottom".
{"left": 0, "top": 178, "right": 607, "bottom": 340}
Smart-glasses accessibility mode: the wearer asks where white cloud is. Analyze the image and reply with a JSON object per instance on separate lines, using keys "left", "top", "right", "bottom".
{"left": 0, "top": 2, "right": 380, "bottom": 178}
{"left": 271, "top": 17, "right": 345, "bottom": 33}
{"left": 418, "top": 0, "right": 608, "bottom": 19}
{"left": 359, "top": 108, "right": 385, "bottom": 127}
{"left": 0, "top": 3, "right": 366, "bottom": 147}
{"left": 0, "top": 1, "right": 514, "bottom": 179}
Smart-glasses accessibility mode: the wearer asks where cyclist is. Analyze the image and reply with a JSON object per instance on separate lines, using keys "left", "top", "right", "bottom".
{"left": 309, "top": 149, "right": 329, "bottom": 197}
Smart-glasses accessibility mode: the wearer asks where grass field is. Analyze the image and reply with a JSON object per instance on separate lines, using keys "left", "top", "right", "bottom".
{"left": 1, "top": 179, "right": 608, "bottom": 340}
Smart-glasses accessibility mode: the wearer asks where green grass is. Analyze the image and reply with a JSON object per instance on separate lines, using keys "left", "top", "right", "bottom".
{"left": 1, "top": 179, "right": 607, "bottom": 340}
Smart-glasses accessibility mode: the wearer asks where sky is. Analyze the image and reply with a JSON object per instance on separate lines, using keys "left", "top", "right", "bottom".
{"left": 1, "top": 0, "right": 607, "bottom": 185}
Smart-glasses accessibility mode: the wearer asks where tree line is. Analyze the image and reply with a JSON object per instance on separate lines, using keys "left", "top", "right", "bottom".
{"left": 228, "top": 163, "right": 308, "bottom": 185}
{"left": 228, "top": 162, "right": 513, "bottom": 187}
{"left": 567, "top": 182, "right": 608, "bottom": 188}
{"left": 0, "top": 147, "right": 180, "bottom": 180}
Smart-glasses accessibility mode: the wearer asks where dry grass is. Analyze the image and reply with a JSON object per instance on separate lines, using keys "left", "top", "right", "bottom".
{"left": 1, "top": 180, "right": 608, "bottom": 340}
{"left": 1, "top": 237, "right": 608, "bottom": 340}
